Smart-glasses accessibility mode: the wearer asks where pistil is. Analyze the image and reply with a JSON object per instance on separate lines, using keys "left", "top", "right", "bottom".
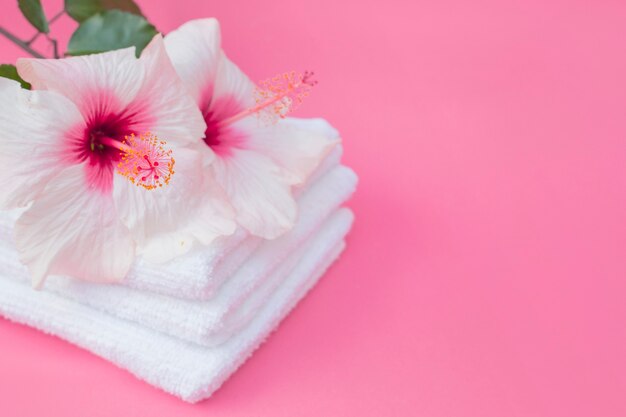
{"left": 98, "top": 136, "right": 133, "bottom": 154}
{"left": 218, "top": 71, "right": 317, "bottom": 127}
{"left": 103, "top": 132, "right": 175, "bottom": 190}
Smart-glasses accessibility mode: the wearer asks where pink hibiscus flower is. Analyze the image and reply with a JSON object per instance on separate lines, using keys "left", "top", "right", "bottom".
{"left": 164, "top": 19, "right": 339, "bottom": 239}
{"left": 0, "top": 36, "right": 235, "bottom": 288}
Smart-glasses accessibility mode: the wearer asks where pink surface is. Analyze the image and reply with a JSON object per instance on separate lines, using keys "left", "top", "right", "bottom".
{"left": 1, "top": 0, "right": 625, "bottom": 415}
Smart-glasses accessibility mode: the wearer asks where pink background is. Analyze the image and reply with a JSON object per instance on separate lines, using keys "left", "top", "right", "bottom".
{"left": 1, "top": 0, "right": 625, "bottom": 415}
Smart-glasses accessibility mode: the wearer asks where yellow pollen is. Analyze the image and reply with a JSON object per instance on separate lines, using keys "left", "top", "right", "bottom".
{"left": 116, "top": 132, "right": 175, "bottom": 190}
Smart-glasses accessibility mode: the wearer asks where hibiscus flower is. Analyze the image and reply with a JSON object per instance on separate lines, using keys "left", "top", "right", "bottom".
{"left": 0, "top": 35, "right": 235, "bottom": 288}
{"left": 164, "top": 18, "right": 339, "bottom": 239}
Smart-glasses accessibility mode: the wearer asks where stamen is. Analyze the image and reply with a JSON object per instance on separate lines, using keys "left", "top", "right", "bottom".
{"left": 218, "top": 70, "right": 317, "bottom": 127}
{"left": 115, "top": 132, "right": 175, "bottom": 190}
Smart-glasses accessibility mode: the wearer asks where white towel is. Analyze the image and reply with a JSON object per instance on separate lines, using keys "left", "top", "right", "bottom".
{"left": 0, "top": 166, "right": 357, "bottom": 346}
{"left": 0, "top": 165, "right": 357, "bottom": 346}
{"left": 0, "top": 208, "right": 354, "bottom": 403}
{"left": 0, "top": 142, "right": 344, "bottom": 300}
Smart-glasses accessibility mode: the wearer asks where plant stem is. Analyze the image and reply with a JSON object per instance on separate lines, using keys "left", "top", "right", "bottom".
{"left": 49, "top": 10, "right": 64, "bottom": 24}
{"left": 25, "top": 32, "right": 40, "bottom": 45}
{"left": 0, "top": 27, "right": 45, "bottom": 58}
{"left": 46, "top": 35, "right": 59, "bottom": 59}
{"left": 26, "top": 10, "right": 64, "bottom": 45}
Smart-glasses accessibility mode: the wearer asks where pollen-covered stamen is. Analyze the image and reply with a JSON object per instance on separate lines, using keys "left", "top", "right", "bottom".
{"left": 111, "top": 132, "right": 176, "bottom": 190}
{"left": 218, "top": 70, "right": 318, "bottom": 127}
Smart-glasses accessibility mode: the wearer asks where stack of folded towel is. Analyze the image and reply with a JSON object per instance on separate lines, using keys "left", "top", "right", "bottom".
{"left": 0, "top": 119, "right": 357, "bottom": 403}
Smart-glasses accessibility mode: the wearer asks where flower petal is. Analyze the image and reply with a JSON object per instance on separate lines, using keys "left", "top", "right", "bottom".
{"left": 0, "top": 78, "right": 85, "bottom": 209}
{"left": 212, "top": 148, "right": 296, "bottom": 239}
{"left": 243, "top": 117, "right": 340, "bottom": 185}
{"left": 17, "top": 47, "right": 144, "bottom": 120}
{"left": 15, "top": 165, "right": 135, "bottom": 288}
{"left": 127, "top": 35, "right": 208, "bottom": 147}
{"left": 210, "top": 51, "right": 256, "bottom": 116}
{"left": 163, "top": 18, "right": 222, "bottom": 108}
{"left": 113, "top": 147, "right": 235, "bottom": 263}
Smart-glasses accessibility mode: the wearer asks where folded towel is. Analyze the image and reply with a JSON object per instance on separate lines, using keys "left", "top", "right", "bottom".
{"left": 0, "top": 166, "right": 357, "bottom": 346}
{"left": 0, "top": 140, "right": 344, "bottom": 300}
{"left": 0, "top": 208, "right": 354, "bottom": 402}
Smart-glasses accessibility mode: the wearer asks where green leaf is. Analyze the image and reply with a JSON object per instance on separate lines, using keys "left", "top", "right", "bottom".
{"left": 0, "top": 64, "right": 31, "bottom": 89}
{"left": 64, "top": 0, "right": 143, "bottom": 22}
{"left": 66, "top": 10, "right": 158, "bottom": 57}
{"left": 18, "top": 0, "right": 50, "bottom": 33}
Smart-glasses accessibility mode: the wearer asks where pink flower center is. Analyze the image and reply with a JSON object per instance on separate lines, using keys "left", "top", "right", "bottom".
{"left": 72, "top": 114, "right": 174, "bottom": 192}
{"left": 202, "top": 108, "right": 225, "bottom": 149}
{"left": 80, "top": 114, "right": 134, "bottom": 169}
{"left": 201, "top": 96, "right": 247, "bottom": 158}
